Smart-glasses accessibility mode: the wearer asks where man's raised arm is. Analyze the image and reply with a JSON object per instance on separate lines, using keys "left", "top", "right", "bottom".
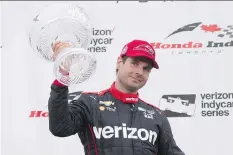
{"left": 48, "top": 81, "right": 91, "bottom": 137}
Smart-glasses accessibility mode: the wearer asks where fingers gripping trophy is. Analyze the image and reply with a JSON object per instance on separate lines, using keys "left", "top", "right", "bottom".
{"left": 28, "top": 3, "right": 97, "bottom": 86}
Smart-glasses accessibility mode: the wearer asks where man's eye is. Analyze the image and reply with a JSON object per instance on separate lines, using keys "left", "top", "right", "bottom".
{"left": 144, "top": 67, "right": 151, "bottom": 72}
{"left": 132, "top": 62, "right": 138, "bottom": 65}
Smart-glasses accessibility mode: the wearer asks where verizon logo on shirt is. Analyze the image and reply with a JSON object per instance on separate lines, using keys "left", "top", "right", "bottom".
{"left": 93, "top": 123, "right": 157, "bottom": 145}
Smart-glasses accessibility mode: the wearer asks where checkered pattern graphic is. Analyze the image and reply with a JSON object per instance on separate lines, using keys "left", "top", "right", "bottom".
{"left": 218, "top": 25, "right": 233, "bottom": 38}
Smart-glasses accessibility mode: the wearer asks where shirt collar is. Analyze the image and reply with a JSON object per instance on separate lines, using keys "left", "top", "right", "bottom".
{"left": 109, "top": 82, "right": 139, "bottom": 104}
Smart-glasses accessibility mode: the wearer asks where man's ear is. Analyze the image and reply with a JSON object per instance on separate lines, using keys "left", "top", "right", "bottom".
{"left": 116, "top": 56, "right": 123, "bottom": 70}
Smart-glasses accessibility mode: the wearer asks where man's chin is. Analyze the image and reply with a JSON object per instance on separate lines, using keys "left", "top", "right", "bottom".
{"left": 127, "top": 83, "right": 141, "bottom": 92}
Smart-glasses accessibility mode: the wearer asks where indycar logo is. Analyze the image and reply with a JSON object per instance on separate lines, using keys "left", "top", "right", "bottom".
{"left": 159, "top": 94, "right": 196, "bottom": 117}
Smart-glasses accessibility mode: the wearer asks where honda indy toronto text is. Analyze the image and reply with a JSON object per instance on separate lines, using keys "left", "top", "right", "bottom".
{"left": 151, "top": 22, "right": 233, "bottom": 55}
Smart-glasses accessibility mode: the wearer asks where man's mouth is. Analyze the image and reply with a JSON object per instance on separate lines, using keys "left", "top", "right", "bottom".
{"left": 130, "top": 77, "right": 142, "bottom": 83}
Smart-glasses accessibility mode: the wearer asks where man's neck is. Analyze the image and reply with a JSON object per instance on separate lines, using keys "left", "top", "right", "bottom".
{"left": 115, "top": 79, "right": 138, "bottom": 94}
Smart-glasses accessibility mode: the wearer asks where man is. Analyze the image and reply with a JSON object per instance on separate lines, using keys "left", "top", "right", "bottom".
{"left": 48, "top": 40, "right": 185, "bottom": 155}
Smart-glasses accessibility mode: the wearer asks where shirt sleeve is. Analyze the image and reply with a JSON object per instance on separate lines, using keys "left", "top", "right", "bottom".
{"left": 48, "top": 83, "right": 92, "bottom": 137}
{"left": 158, "top": 115, "right": 186, "bottom": 155}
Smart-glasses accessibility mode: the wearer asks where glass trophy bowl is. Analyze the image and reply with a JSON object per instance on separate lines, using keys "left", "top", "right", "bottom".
{"left": 29, "top": 3, "right": 97, "bottom": 86}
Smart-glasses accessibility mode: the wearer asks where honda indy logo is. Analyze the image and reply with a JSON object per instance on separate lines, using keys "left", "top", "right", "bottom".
{"left": 93, "top": 123, "right": 157, "bottom": 145}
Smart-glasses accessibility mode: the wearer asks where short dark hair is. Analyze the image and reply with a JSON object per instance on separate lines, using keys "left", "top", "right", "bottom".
{"left": 116, "top": 56, "right": 128, "bottom": 73}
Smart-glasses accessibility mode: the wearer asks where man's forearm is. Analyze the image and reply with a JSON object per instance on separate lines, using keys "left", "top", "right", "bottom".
{"left": 48, "top": 84, "right": 78, "bottom": 137}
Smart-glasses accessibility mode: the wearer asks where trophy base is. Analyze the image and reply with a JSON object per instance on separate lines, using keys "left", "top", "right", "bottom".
{"left": 53, "top": 48, "right": 97, "bottom": 86}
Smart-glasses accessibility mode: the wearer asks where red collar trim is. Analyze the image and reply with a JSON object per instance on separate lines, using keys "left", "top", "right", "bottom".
{"left": 109, "top": 82, "right": 139, "bottom": 104}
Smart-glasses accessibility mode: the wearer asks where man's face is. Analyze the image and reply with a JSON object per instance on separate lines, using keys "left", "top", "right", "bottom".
{"left": 116, "top": 56, "right": 153, "bottom": 92}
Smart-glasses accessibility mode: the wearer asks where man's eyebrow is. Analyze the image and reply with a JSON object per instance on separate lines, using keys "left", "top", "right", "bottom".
{"left": 145, "top": 65, "right": 153, "bottom": 70}
{"left": 132, "top": 58, "right": 153, "bottom": 68}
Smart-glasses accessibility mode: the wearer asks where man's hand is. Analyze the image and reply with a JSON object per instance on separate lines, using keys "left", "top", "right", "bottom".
{"left": 52, "top": 41, "right": 72, "bottom": 75}
{"left": 52, "top": 41, "right": 71, "bottom": 60}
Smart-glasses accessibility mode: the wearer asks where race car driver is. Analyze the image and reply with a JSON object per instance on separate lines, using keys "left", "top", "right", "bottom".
{"left": 48, "top": 39, "right": 185, "bottom": 155}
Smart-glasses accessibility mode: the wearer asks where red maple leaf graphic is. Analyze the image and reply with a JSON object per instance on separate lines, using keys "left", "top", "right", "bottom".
{"left": 201, "top": 24, "right": 221, "bottom": 32}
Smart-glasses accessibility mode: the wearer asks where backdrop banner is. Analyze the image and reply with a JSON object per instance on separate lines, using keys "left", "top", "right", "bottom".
{"left": 2, "top": 1, "right": 233, "bottom": 155}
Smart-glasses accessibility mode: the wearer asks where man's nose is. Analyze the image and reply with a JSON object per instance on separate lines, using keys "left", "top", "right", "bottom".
{"left": 135, "top": 67, "right": 143, "bottom": 75}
